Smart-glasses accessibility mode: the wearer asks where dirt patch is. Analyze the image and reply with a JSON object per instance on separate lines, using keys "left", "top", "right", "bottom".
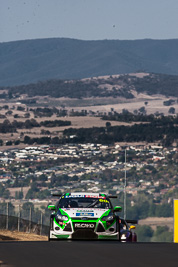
{"left": 8, "top": 187, "right": 30, "bottom": 198}
{"left": 0, "top": 230, "right": 48, "bottom": 241}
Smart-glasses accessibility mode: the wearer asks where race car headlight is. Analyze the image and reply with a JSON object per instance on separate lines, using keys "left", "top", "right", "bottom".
{"left": 56, "top": 214, "right": 68, "bottom": 221}
{"left": 101, "top": 212, "right": 115, "bottom": 228}
{"left": 55, "top": 210, "right": 69, "bottom": 223}
{"left": 101, "top": 215, "right": 114, "bottom": 221}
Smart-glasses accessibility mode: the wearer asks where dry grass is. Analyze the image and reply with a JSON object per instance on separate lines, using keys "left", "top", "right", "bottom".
{"left": 70, "top": 95, "right": 178, "bottom": 116}
{"left": 0, "top": 230, "right": 48, "bottom": 241}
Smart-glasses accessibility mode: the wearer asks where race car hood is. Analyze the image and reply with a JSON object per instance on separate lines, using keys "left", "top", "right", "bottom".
{"left": 61, "top": 208, "right": 108, "bottom": 219}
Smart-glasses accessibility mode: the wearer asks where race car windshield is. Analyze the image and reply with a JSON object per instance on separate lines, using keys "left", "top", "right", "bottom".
{"left": 58, "top": 197, "right": 111, "bottom": 209}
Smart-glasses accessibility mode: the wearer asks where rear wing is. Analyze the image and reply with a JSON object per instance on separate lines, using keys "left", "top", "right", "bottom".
{"left": 126, "top": 219, "right": 138, "bottom": 224}
{"left": 51, "top": 193, "right": 118, "bottom": 198}
{"left": 52, "top": 193, "right": 62, "bottom": 197}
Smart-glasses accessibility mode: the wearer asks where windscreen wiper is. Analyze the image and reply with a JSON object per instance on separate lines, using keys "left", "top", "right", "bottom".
{"left": 86, "top": 199, "right": 99, "bottom": 208}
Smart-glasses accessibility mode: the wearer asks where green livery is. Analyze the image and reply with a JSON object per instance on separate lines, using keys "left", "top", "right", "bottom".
{"left": 48, "top": 192, "right": 122, "bottom": 241}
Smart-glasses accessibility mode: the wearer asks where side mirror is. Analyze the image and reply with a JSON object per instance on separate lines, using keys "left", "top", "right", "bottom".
{"left": 113, "top": 206, "right": 122, "bottom": 212}
{"left": 129, "top": 225, "right": 136, "bottom": 230}
{"left": 48, "top": 205, "right": 56, "bottom": 210}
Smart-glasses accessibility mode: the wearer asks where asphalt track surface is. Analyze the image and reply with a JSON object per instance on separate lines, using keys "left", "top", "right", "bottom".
{"left": 0, "top": 241, "right": 178, "bottom": 267}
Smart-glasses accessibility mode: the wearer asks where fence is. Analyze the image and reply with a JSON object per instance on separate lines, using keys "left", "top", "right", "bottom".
{"left": 0, "top": 214, "right": 49, "bottom": 235}
{"left": 0, "top": 202, "right": 50, "bottom": 236}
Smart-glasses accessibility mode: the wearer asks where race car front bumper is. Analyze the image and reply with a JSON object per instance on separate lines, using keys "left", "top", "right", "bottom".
{"left": 49, "top": 220, "right": 119, "bottom": 240}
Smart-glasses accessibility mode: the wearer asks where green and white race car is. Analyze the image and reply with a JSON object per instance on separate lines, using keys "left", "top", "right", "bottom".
{"left": 48, "top": 192, "right": 122, "bottom": 241}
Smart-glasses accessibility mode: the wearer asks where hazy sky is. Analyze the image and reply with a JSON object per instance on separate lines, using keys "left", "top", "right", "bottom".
{"left": 1, "top": 0, "right": 178, "bottom": 43}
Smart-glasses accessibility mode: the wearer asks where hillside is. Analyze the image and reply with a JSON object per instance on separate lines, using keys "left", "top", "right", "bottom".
{"left": 1, "top": 38, "right": 178, "bottom": 86}
{"left": 3, "top": 72, "right": 178, "bottom": 98}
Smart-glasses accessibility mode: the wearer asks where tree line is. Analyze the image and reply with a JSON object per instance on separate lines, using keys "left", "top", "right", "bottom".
{"left": 0, "top": 119, "right": 71, "bottom": 133}
{"left": 102, "top": 112, "right": 178, "bottom": 124}
{"left": 2, "top": 73, "right": 178, "bottom": 99}
{"left": 63, "top": 121, "right": 177, "bottom": 146}
{"left": 1, "top": 117, "right": 175, "bottom": 147}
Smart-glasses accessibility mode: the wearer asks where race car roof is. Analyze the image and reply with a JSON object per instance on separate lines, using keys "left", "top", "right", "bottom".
{"left": 65, "top": 192, "right": 106, "bottom": 198}
{"left": 52, "top": 192, "right": 117, "bottom": 199}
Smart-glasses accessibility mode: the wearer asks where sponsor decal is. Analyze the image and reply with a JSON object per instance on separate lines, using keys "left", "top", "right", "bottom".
{"left": 85, "top": 195, "right": 105, "bottom": 199}
{"left": 74, "top": 223, "right": 95, "bottom": 229}
{"left": 77, "top": 210, "right": 94, "bottom": 212}
{"left": 65, "top": 194, "right": 85, "bottom": 198}
{"left": 65, "top": 194, "right": 105, "bottom": 199}
{"left": 99, "top": 199, "right": 109, "bottom": 203}
{"left": 76, "top": 212, "right": 94, "bottom": 216}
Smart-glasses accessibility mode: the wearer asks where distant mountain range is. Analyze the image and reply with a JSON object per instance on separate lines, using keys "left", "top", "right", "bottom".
{"left": 1, "top": 38, "right": 178, "bottom": 86}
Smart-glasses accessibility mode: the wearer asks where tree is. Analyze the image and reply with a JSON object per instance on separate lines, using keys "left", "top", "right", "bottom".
{"left": 122, "top": 109, "right": 129, "bottom": 114}
{"left": 0, "top": 183, "right": 10, "bottom": 199}
{"left": 8, "top": 92, "right": 13, "bottom": 99}
{"left": 15, "top": 190, "right": 23, "bottom": 199}
{"left": 3, "top": 105, "right": 9, "bottom": 110}
{"left": 151, "top": 226, "right": 173, "bottom": 242}
{"left": 21, "top": 202, "right": 35, "bottom": 219}
{"left": 38, "top": 174, "right": 47, "bottom": 182}
{"left": 6, "top": 141, "right": 12, "bottom": 146}
{"left": 133, "top": 109, "right": 138, "bottom": 115}
{"left": 26, "top": 182, "right": 39, "bottom": 199}
{"left": 17, "top": 106, "right": 25, "bottom": 111}
{"left": 106, "top": 122, "right": 111, "bottom": 128}
{"left": 155, "top": 203, "right": 173, "bottom": 217}
{"left": 0, "top": 202, "right": 15, "bottom": 215}
{"left": 22, "top": 202, "right": 34, "bottom": 211}
{"left": 24, "top": 136, "right": 31, "bottom": 144}
{"left": 37, "top": 189, "right": 50, "bottom": 199}
{"left": 168, "top": 107, "right": 175, "bottom": 114}
{"left": 138, "top": 106, "right": 146, "bottom": 115}
{"left": 136, "top": 225, "right": 153, "bottom": 242}
{"left": 163, "top": 99, "right": 175, "bottom": 106}
{"left": 14, "top": 140, "right": 20, "bottom": 145}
